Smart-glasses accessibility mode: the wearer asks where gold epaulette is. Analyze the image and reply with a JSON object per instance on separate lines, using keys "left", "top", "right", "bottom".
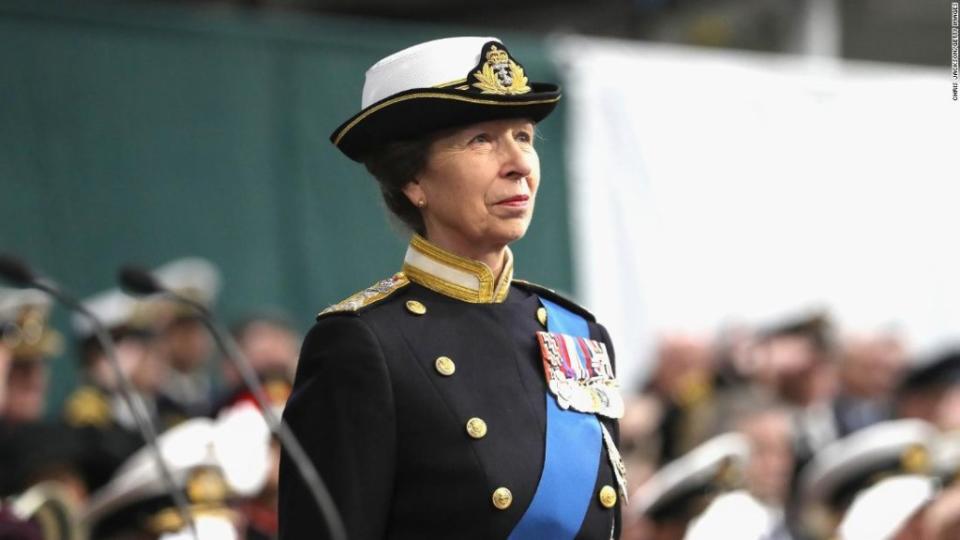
{"left": 512, "top": 278, "right": 595, "bottom": 322}
{"left": 63, "top": 385, "right": 112, "bottom": 428}
{"left": 318, "top": 272, "right": 410, "bottom": 318}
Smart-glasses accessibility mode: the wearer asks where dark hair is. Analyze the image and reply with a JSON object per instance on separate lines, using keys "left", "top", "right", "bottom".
{"left": 360, "top": 136, "right": 433, "bottom": 236}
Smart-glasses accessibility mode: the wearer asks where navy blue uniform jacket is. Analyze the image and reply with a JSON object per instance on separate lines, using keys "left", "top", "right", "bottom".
{"left": 280, "top": 237, "right": 622, "bottom": 540}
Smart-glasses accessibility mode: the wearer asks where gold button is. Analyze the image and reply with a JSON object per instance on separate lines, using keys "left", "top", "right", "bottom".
{"left": 466, "top": 417, "right": 488, "bottom": 439}
{"left": 405, "top": 300, "right": 426, "bottom": 315}
{"left": 435, "top": 356, "right": 456, "bottom": 376}
{"left": 598, "top": 485, "right": 617, "bottom": 508}
{"left": 492, "top": 487, "right": 513, "bottom": 510}
{"left": 536, "top": 307, "right": 548, "bottom": 327}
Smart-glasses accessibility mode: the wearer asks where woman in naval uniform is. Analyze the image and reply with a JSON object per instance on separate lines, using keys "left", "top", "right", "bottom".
{"left": 279, "top": 36, "right": 626, "bottom": 540}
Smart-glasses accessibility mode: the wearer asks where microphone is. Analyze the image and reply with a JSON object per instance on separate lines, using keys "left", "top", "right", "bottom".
{"left": 118, "top": 265, "right": 348, "bottom": 540}
{"left": 0, "top": 254, "right": 38, "bottom": 288}
{"left": 117, "top": 265, "right": 164, "bottom": 296}
{"left": 0, "top": 254, "right": 198, "bottom": 539}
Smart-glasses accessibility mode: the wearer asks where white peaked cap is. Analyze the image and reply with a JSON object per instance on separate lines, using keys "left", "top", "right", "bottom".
{"left": 82, "top": 418, "right": 220, "bottom": 525}
{"left": 837, "top": 475, "right": 937, "bottom": 540}
{"left": 632, "top": 432, "right": 750, "bottom": 518}
{"left": 0, "top": 287, "right": 52, "bottom": 322}
{"left": 153, "top": 257, "right": 221, "bottom": 306}
{"left": 330, "top": 36, "right": 560, "bottom": 161}
{"left": 83, "top": 412, "right": 272, "bottom": 528}
{"left": 362, "top": 36, "right": 500, "bottom": 108}
{"left": 799, "top": 419, "right": 937, "bottom": 506}
{"left": 684, "top": 491, "right": 779, "bottom": 540}
{"left": 72, "top": 287, "right": 139, "bottom": 338}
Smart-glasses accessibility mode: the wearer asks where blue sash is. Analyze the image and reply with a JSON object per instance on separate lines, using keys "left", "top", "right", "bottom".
{"left": 507, "top": 298, "right": 603, "bottom": 540}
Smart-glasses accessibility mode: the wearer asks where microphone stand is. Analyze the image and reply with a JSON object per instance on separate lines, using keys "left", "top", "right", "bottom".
{"left": 136, "top": 288, "right": 348, "bottom": 540}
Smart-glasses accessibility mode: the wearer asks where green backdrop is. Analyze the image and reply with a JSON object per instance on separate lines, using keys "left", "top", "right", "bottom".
{"left": 0, "top": 0, "right": 573, "bottom": 413}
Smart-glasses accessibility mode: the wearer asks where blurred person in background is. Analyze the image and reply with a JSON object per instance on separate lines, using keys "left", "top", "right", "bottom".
{"left": 56, "top": 288, "right": 162, "bottom": 499}
{"left": 733, "top": 397, "right": 796, "bottom": 539}
{"left": 896, "top": 347, "right": 960, "bottom": 430}
{"left": 214, "top": 310, "right": 300, "bottom": 540}
{"left": 153, "top": 258, "right": 221, "bottom": 420}
{"left": 0, "top": 288, "right": 62, "bottom": 425}
{"left": 619, "top": 393, "right": 665, "bottom": 487}
{"left": 749, "top": 313, "right": 839, "bottom": 472}
{"left": 752, "top": 313, "right": 837, "bottom": 409}
{"left": 159, "top": 308, "right": 214, "bottom": 416}
{"left": 0, "top": 288, "right": 73, "bottom": 501}
{"left": 643, "top": 333, "right": 717, "bottom": 465}
{"left": 214, "top": 310, "right": 299, "bottom": 414}
{"left": 64, "top": 287, "right": 178, "bottom": 431}
{"left": 832, "top": 331, "right": 906, "bottom": 436}
{"left": 619, "top": 394, "right": 665, "bottom": 540}
{"left": 0, "top": 290, "right": 125, "bottom": 520}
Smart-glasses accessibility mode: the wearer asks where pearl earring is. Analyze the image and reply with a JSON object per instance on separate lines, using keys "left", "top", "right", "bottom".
{"left": 418, "top": 199, "right": 426, "bottom": 208}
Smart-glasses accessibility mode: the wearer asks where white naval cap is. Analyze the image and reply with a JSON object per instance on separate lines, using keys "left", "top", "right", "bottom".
{"left": 799, "top": 419, "right": 938, "bottom": 510}
{"left": 153, "top": 257, "right": 221, "bottom": 308}
{"left": 330, "top": 36, "right": 561, "bottom": 161}
{"left": 361, "top": 36, "right": 500, "bottom": 109}
{"left": 83, "top": 412, "right": 271, "bottom": 536}
{"left": 0, "top": 287, "right": 51, "bottom": 322}
{"left": 837, "top": 474, "right": 937, "bottom": 540}
{"left": 632, "top": 432, "right": 750, "bottom": 521}
{"left": 72, "top": 257, "right": 222, "bottom": 338}
{"left": 71, "top": 287, "right": 144, "bottom": 338}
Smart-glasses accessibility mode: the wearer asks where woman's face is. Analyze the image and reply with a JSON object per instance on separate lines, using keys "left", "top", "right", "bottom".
{"left": 404, "top": 118, "right": 540, "bottom": 254}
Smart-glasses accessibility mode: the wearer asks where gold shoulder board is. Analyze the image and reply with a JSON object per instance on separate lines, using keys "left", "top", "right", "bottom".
{"left": 318, "top": 272, "right": 410, "bottom": 318}
{"left": 64, "top": 386, "right": 111, "bottom": 428}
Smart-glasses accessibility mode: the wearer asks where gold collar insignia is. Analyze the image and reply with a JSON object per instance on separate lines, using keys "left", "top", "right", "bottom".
{"left": 402, "top": 234, "right": 513, "bottom": 304}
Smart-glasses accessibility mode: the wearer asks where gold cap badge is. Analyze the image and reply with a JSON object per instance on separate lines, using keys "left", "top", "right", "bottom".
{"left": 901, "top": 444, "right": 930, "bottom": 474}
{"left": 468, "top": 42, "right": 531, "bottom": 96}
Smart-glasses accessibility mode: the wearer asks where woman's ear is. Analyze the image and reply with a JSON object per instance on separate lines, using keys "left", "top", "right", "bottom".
{"left": 402, "top": 180, "right": 425, "bottom": 208}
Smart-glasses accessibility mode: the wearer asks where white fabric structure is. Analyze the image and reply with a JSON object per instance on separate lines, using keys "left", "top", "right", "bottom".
{"left": 837, "top": 475, "right": 936, "bottom": 540}
{"left": 554, "top": 36, "right": 959, "bottom": 387}
{"left": 159, "top": 514, "right": 239, "bottom": 540}
{"left": 685, "top": 490, "right": 779, "bottom": 540}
